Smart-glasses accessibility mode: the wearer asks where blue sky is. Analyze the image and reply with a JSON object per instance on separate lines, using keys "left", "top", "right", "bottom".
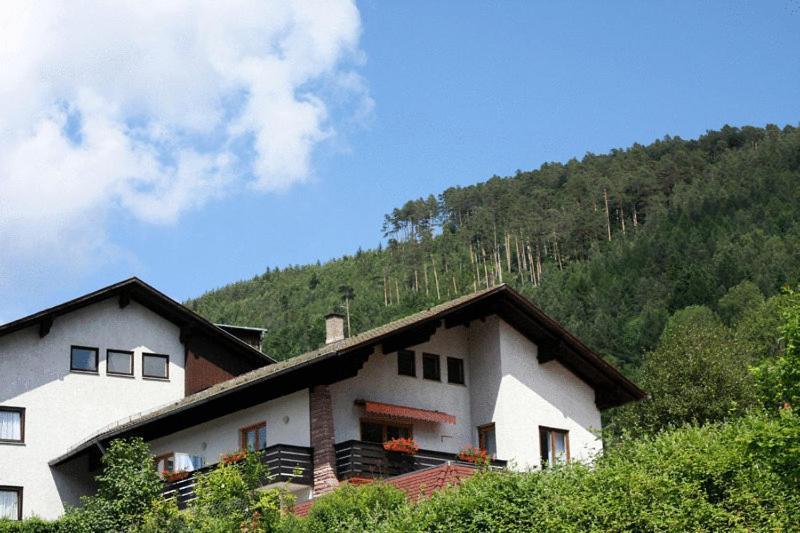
{"left": 1, "top": 1, "right": 798, "bottom": 321}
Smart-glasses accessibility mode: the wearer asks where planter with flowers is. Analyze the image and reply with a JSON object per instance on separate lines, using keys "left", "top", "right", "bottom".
{"left": 383, "top": 437, "right": 419, "bottom": 455}
{"left": 163, "top": 470, "right": 191, "bottom": 483}
{"left": 221, "top": 450, "right": 248, "bottom": 465}
{"left": 457, "top": 445, "right": 491, "bottom": 466}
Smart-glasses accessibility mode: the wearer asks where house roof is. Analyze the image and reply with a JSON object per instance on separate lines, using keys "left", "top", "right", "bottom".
{"left": 0, "top": 277, "right": 275, "bottom": 368}
{"left": 50, "top": 283, "right": 645, "bottom": 466}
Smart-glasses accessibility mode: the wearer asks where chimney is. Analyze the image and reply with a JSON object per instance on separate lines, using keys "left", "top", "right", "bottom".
{"left": 325, "top": 312, "right": 345, "bottom": 344}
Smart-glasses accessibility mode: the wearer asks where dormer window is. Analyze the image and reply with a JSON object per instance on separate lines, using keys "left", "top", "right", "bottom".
{"left": 70, "top": 346, "right": 98, "bottom": 373}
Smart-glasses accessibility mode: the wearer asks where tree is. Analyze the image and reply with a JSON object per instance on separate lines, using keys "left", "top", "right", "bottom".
{"left": 752, "top": 288, "right": 800, "bottom": 410}
{"left": 61, "top": 438, "right": 163, "bottom": 532}
{"left": 609, "top": 306, "right": 757, "bottom": 438}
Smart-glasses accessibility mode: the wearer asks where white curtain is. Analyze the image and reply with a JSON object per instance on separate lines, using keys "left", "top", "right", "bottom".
{"left": 0, "top": 410, "right": 20, "bottom": 441}
{"left": 0, "top": 490, "right": 18, "bottom": 520}
{"left": 173, "top": 453, "right": 195, "bottom": 472}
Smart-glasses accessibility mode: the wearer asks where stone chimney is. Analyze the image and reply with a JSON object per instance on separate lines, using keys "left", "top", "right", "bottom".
{"left": 325, "top": 312, "right": 345, "bottom": 344}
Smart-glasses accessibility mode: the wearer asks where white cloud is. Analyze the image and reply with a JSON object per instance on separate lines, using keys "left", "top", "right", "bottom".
{"left": 0, "top": 0, "right": 368, "bottom": 309}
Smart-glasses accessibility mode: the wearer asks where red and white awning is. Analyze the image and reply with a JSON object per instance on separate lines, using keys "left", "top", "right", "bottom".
{"left": 357, "top": 400, "right": 456, "bottom": 424}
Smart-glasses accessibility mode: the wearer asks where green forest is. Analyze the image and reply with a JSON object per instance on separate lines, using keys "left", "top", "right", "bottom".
{"left": 187, "top": 124, "right": 800, "bottom": 374}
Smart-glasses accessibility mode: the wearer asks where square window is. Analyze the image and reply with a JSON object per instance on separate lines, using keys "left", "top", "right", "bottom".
{"left": 0, "top": 486, "right": 22, "bottom": 521}
{"left": 447, "top": 357, "right": 465, "bottom": 384}
{"left": 0, "top": 407, "right": 24, "bottom": 443}
{"left": 240, "top": 422, "right": 267, "bottom": 451}
{"left": 397, "top": 350, "right": 416, "bottom": 377}
{"left": 142, "top": 353, "right": 169, "bottom": 379}
{"left": 70, "top": 346, "right": 98, "bottom": 373}
{"left": 422, "top": 353, "right": 441, "bottom": 381}
{"left": 107, "top": 350, "right": 133, "bottom": 376}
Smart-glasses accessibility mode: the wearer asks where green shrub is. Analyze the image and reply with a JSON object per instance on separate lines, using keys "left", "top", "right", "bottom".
{"left": 393, "top": 411, "right": 800, "bottom": 532}
{"left": 61, "top": 437, "right": 163, "bottom": 532}
{"left": 292, "top": 482, "right": 408, "bottom": 533}
{"left": 0, "top": 518, "right": 61, "bottom": 533}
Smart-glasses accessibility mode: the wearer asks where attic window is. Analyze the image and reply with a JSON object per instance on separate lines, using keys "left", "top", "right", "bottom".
{"left": 142, "top": 353, "right": 169, "bottom": 379}
{"left": 397, "top": 350, "right": 416, "bottom": 377}
{"left": 422, "top": 353, "right": 441, "bottom": 381}
{"left": 70, "top": 346, "right": 98, "bottom": 373}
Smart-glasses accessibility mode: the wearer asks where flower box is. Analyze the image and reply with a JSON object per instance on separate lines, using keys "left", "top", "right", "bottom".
{"left": 163, "top": 470, "right": 191, "bottom": 483}
{"left": 457, "top": 446, "right": 490, "bottom": 466}
{"left": 383, "top": 437, "right": 419, "bottom": 455}
{"left": 221, "top": 450, "right": 248, "bottom": 465}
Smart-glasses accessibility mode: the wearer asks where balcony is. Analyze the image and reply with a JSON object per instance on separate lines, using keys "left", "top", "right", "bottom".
{"left": 334, "top": 440, "right": 506, "bottom": 480}
{"left": 162, "top": 444, "right": 313, "bottom": 509}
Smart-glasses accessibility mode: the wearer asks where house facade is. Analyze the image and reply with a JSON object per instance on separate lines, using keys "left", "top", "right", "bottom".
{"left": 1, "top": 280, "right": 644, "bottom": 520}
{"left": 0, "top": 279, "right": 273, "bottom": 520}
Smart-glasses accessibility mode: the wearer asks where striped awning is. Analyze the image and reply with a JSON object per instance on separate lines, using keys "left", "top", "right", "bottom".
{"left": 358, "top": 400, "right": 456, "bottom": 425}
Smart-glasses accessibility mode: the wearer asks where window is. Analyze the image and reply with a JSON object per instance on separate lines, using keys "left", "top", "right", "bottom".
{"left": 70, "top": 346, "right": 98, "bottom": 373}
{"left": 397, "top": 349, "right": 416, "bottom": 377}
{"left": 142, "top": 353, "right": 169, "bottom": 379}
{"left": 539, "top": 427, "right": 569, "bottom": 467}
{"left": 0, "top": 407, "right": 24, "bottom": 444}
{"left": 0, "top": 486, "right": 22, "bottom": 521}
{"left": 422, "top": 352, "right": 441, "bottom": 381}
{"left": 447, "top": 357, "right": 465, "bottom": 384}
{"left": 240, "top": 422, "right": 267, "bottom": 451}
{"left": 154, "top": 452, "right": 175, "bottom": 474}
{"left": 360, "top": 420, "right": 412, "bottom": 443}
{"left": 107, "top": 350, "right": 133, "bottom": 376}
{"left": 478, "top": 423, "right": 496, "bottom": 458}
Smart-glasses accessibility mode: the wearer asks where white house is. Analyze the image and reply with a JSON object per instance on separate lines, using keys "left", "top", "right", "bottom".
{"left": 1, "top": 279, "right": 644, "bottom": 520}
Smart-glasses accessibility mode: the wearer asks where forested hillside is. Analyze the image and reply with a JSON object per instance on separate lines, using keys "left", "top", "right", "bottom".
{"left": 187, "top": 124, "right": 800, "bottom": 371}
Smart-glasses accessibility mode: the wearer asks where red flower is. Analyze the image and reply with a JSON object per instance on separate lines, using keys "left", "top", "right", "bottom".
{"left": 383, "top": 437, "right": 419, "bottom": 455}
{"left": 221, "top": 450, "right": 249, "bottom": 464}
{"left": 163, "top": 470, "right": 191, "bottom": 483}
{"left": 457, "top": 445, "right": 490, "bottom": 466}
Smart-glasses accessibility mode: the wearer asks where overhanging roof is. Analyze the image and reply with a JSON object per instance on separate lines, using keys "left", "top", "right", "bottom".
{"left": 50, "top": 284, "right": 645, "bottom": 466}
{"left": 0, "top": 277, "right": 275, "bottom": 367}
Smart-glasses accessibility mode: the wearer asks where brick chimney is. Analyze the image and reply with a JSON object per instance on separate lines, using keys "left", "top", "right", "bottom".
{"left": 325, "top": 312, "right": 345, "bottom": 344}
{"left": 310, "top": 384, "right": 339, "bottom": 496}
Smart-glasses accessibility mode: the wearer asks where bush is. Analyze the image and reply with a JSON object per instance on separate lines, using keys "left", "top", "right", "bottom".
{"left": 292, "top": 482, "right": 408, "bottom": 533}
{"left": 393, "top": 411, "right": 800, "bottom": 532}
{"left": 0, "top": 518, "right": 61, "bottom": 533}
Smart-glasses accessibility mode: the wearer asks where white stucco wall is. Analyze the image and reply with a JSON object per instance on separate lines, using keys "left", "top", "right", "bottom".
{"left": 148, "top": 389, "right": 310, "bottom": 465}
{"left": 492, "top": 319, "right": 603, "bottom": 469}
{"left": 329, "top": 324, "right": 474, "bottom": 453}
{"left": 0, "top": 298, "right": 186, "bottom": 519}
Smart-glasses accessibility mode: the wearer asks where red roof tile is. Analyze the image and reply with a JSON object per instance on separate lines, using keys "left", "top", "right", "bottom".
{"left": 291, "top": 463, "right": 479, "bottom": 516}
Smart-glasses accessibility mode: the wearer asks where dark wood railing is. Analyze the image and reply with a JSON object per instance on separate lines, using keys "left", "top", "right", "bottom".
{"left": 162, "top": 444, "right": 313, "bottom": 509}
{"left": 334, "top": 440, "right": 506, "bottom": 480}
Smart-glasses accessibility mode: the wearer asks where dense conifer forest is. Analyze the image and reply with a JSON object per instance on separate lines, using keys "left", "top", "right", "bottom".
{"left": 186, "top": 124, "right": 800, "bottom": 373}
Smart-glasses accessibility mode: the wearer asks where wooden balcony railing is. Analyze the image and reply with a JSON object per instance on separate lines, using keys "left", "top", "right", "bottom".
{"left": 162, "top": 444, "right": 313, "bottom": 509}
{"left": 334, "top": 440, "right": 506, "bottom": 480}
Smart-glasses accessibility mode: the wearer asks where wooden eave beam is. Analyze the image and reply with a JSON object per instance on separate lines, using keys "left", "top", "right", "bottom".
{"left": 381, "top": 320, "right": 440, "bottom": 354}
{"left": 118, "top": 290, "right": 131, "bottom": 309}
{"left": 38, "top": 315, "right": 53, "bottom": 338}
